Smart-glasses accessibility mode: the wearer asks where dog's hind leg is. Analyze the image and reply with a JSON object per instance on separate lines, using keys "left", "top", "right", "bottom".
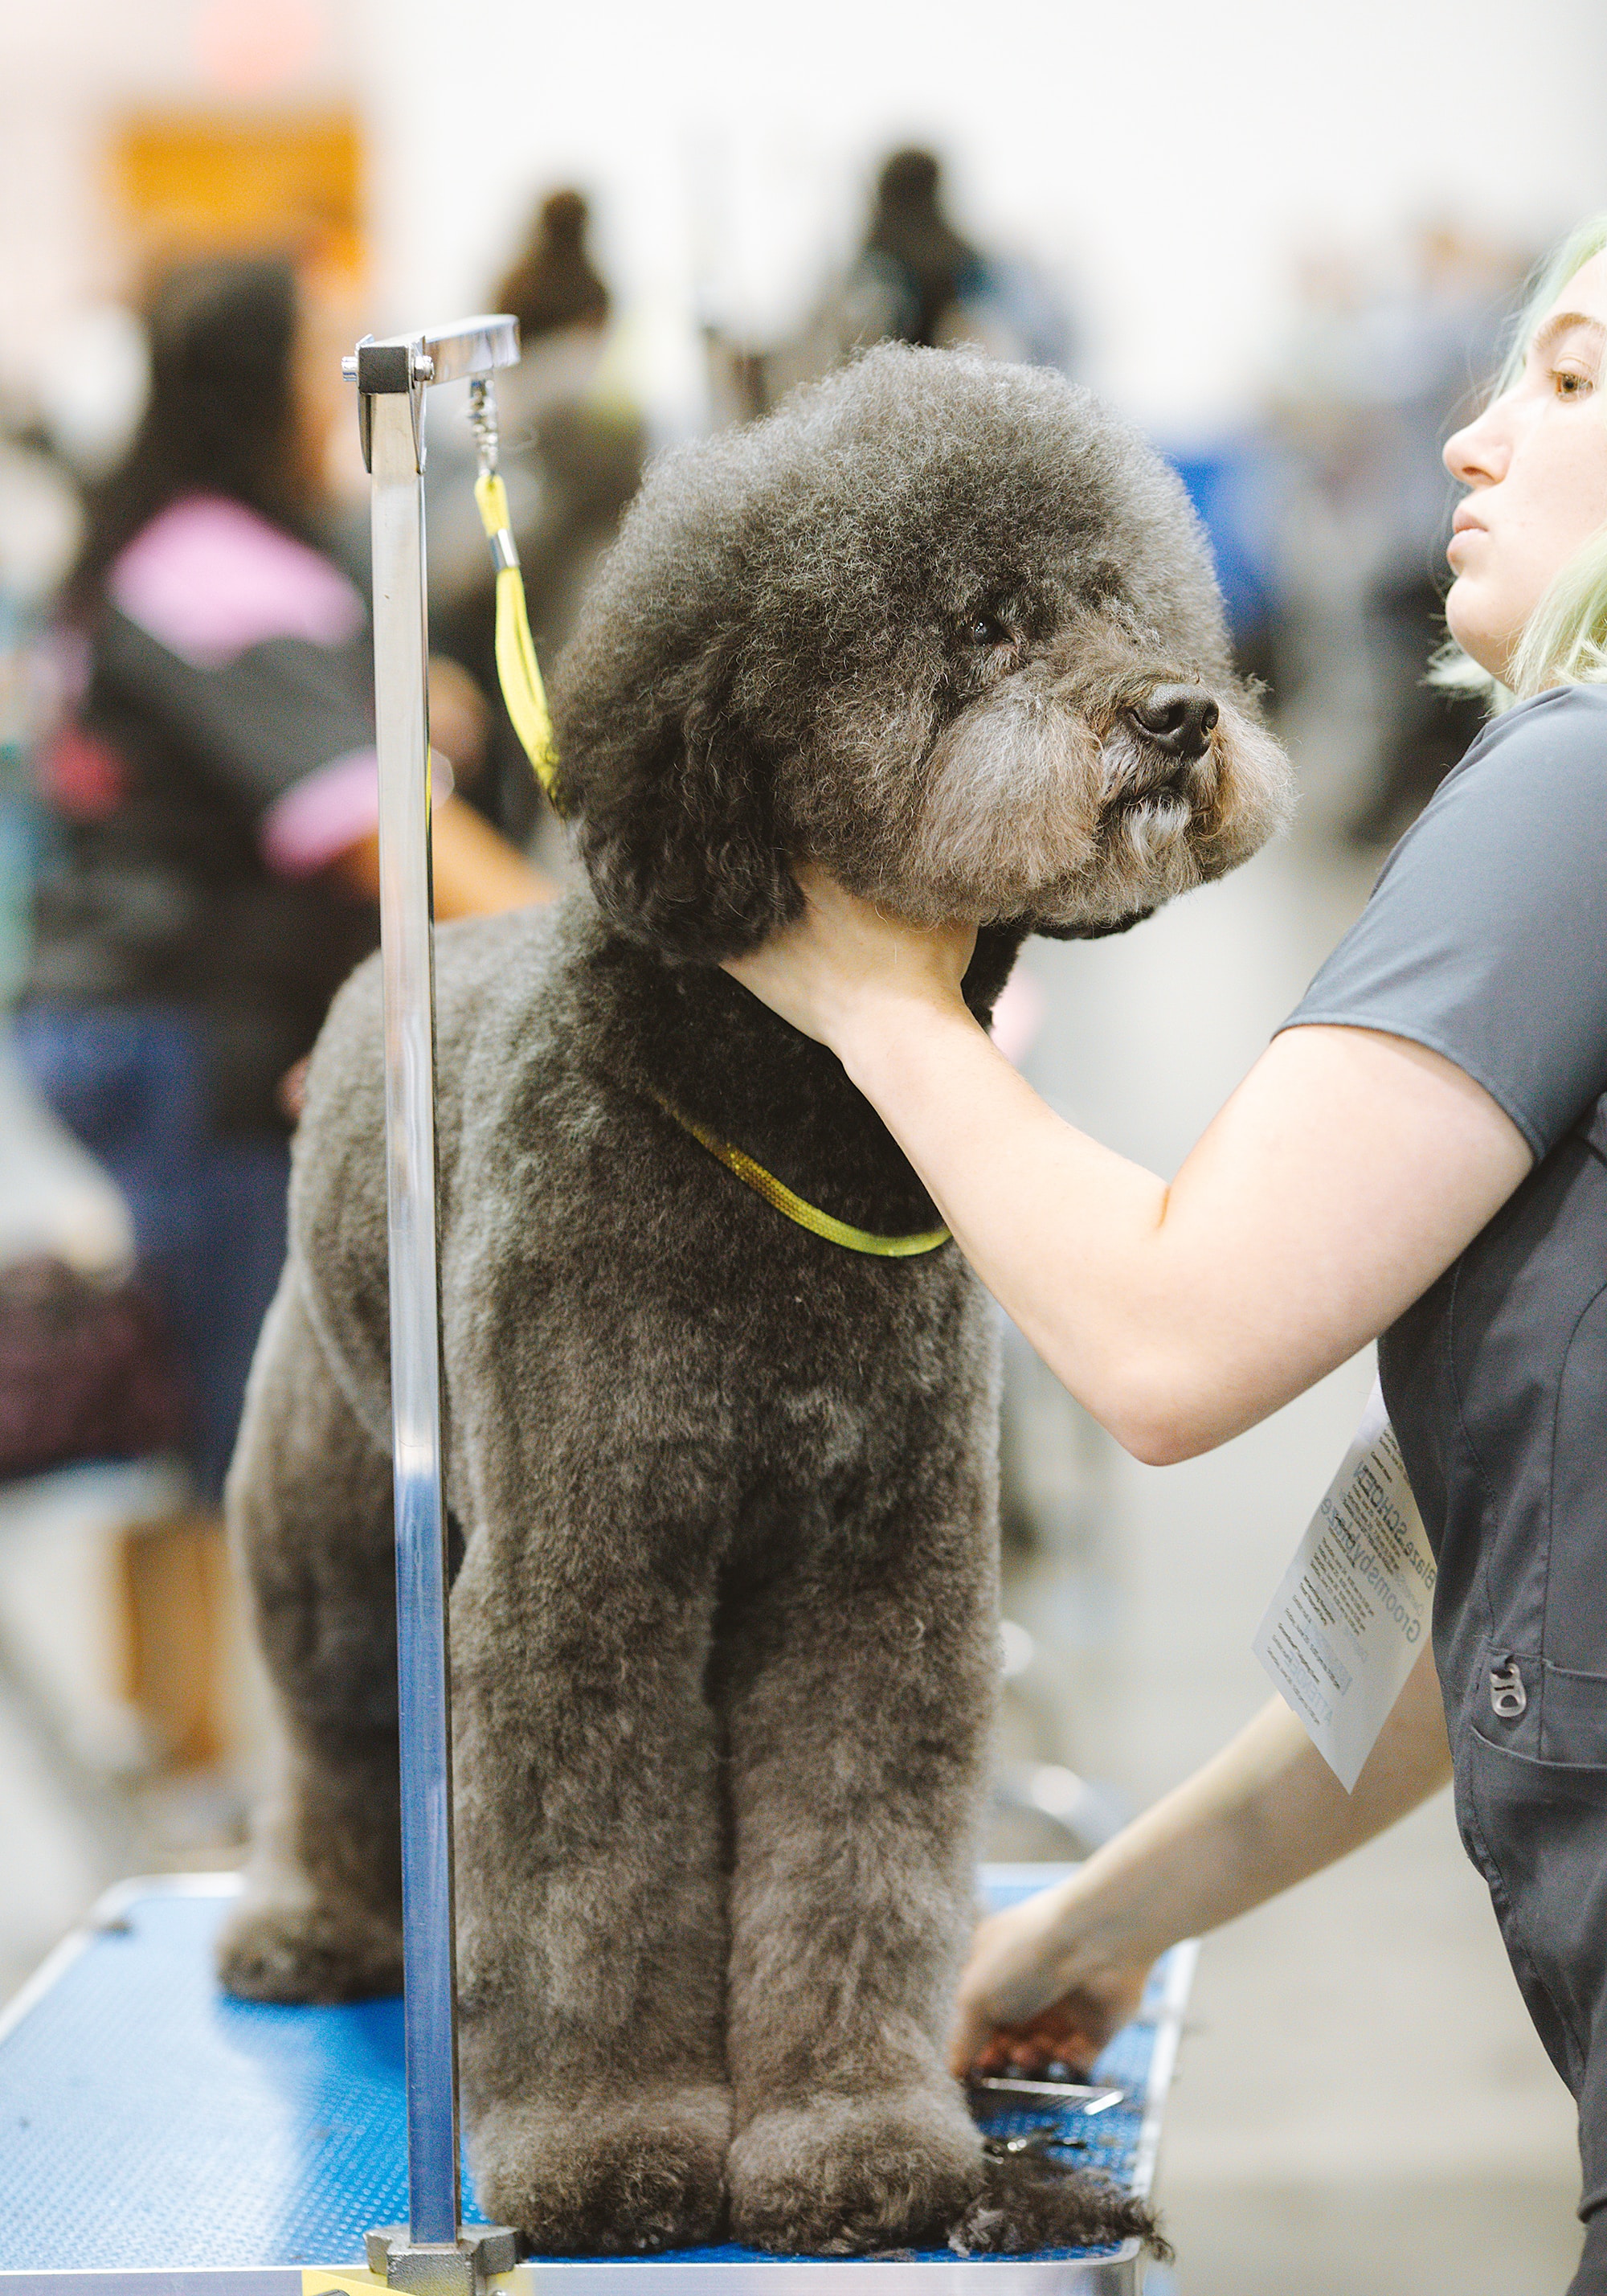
{"left": 216, "top": 1262, "right": 404, "bottom": 2003}
{"left": 445, "top": 1416, "right": 733, "bottom": 2255}
{"left": 717, "top": 1443, "right": 1000, "bottom": 2256}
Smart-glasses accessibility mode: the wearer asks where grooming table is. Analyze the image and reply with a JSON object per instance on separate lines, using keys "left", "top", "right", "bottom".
{"left": 0, "top": 1868, "right": 1195, "bottom": 2296}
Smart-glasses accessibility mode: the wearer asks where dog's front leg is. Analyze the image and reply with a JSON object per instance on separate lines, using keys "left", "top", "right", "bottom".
{"left": 448, "top": 1433, "right": 734, "bottom": 2255}
{"left": 717, "top": 1450, "right": 1000, "bottom": 2255}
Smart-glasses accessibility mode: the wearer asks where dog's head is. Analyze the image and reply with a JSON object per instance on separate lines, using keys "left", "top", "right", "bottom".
{"left": 553, "top": 344, "right": 1291, "bottom": 961}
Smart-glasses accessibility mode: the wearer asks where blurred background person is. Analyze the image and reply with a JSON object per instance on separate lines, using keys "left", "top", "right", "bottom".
{"left": 707, "top": 145, "right": 1078, "bottom": 420}
{"left": 428, "top": 190, "right": 648, "bottom": 865}
{"left": 10, "top": 252, "right": 549, "bottom": 1774}
{"left": 1261, "top": 222, "right": 1528, "bottom": 845}
{"left": 840, "top": 144, "right": 988, "bottom": 348}
{"left": 839, "top": 145, "right": 1077, "bottom": 370}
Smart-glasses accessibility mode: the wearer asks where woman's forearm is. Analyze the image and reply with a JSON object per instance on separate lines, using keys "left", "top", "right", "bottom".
{"left": 835, "top": 985, "right": 1528, "bottom": 1459}
{"left": 1053, "top": 1643, "right": 1452, "bottom": 1967}
{"left": 333, "top": 795, "right": 557, "bottom": 918}
{"left": 949, "top": 1646, "right": 1451, "bottom": 2067}
{"left": 838, "top": 997, "right": 1179, "bottom": 1448}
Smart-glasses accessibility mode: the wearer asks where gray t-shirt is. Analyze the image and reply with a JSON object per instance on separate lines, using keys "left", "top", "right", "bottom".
{"left": 1282, "top": 683, "right": 1607, "bottom": 1156}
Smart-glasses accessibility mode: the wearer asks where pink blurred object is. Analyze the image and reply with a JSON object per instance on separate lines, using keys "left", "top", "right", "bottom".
{"left": 989, "top": 965, "right": 1045, "bottom": 1066}
{"left": 260, "top": 747, "right": 380, "bottom": 878}
{"left": 108, "top": 495, "right": 364, "bottom": 669}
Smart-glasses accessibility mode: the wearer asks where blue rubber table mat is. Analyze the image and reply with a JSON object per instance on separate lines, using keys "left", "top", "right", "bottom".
{"left": 0, "top": 1871, "right": 1189, "bottom": 2276}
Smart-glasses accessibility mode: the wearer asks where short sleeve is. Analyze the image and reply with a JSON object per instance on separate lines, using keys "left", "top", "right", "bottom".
{"left": 1279, "top": 686, "right": 1607, "bottom": 1160}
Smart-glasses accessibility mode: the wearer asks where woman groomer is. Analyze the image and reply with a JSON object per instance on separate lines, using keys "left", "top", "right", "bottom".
{"left": 728, "top": 216, "right": 1607, "bottom": 2290}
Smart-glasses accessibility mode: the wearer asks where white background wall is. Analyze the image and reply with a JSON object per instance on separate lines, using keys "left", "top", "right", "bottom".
{"left": 3, "top": 0, "right": 1605, "bottom": 440}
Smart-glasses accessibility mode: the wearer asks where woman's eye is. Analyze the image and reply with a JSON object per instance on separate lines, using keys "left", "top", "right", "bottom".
{"left": 1553, "top": 366, "right": 1593, "bottom": 399}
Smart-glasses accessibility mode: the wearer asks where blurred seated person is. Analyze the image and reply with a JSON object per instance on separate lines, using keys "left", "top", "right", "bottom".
{"left": 431, "top": 190, "right": 647, "bottom": 859}
{"left": 15, "top": 254, "right": 550, "bottom": 1767}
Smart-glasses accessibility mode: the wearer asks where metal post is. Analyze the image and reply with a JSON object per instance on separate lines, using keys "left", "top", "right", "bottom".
{"left": 348, "top": 319, "right": 519, "bottom": 2296}
{"left": 371, "top": 374, "right": 460, "bottom": 2253}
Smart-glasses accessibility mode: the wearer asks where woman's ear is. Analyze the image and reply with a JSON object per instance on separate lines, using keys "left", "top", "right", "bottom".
{"left": 557, "top": 636, "right": 801, "bottom": 964}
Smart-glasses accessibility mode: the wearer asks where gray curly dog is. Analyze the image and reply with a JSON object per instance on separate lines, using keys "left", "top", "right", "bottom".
{"left": 219, "top": 345, "right": 1290, "bottom": 2258}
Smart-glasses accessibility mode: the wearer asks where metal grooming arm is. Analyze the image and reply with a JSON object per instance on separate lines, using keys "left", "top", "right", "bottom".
{"left": 344, "top": 316, "right": 521, "bottom": 2296}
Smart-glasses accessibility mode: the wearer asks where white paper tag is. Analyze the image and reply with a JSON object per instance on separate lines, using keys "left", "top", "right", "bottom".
{"left": 1252, "top": 1379, "right": 1436, "bottom": 1791}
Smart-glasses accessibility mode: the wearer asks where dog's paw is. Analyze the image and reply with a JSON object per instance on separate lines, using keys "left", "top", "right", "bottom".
{"left": 469, "top": 2084, "right": 731, "bottom": 2253}
{"left": 216, "top": 1897, "right": 403, "bottom": 2004}
{"left": 727, "top": 2089, "right": 981, "bottom": 2255}
{"left": 948, "top": 2151, "right": 1167, "bottom": 2260}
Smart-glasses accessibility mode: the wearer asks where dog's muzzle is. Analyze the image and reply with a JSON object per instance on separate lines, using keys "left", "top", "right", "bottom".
{"left": 1102, "top": 703, "right": 1220, "bottom": 815}
{"left": 1123, "top": 684, "right": 1220, "bottom": 762}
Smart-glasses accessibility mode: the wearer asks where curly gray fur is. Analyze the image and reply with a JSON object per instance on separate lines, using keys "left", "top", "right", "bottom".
{"left": 219, "top": 345, "right": 1288, "bottom": 2260}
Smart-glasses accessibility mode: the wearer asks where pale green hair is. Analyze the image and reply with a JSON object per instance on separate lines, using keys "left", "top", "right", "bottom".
{"left": 1433, "top": 213, "right": 1607, "bottom": 707}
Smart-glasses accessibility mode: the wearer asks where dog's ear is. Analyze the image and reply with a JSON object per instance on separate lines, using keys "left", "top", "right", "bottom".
{"left": 556, "top": 628, "right": 802, "bottom": 965}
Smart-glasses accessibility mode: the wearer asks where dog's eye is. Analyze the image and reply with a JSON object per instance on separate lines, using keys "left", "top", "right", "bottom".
{"left": 964, "top": 612, "right": 1012, "bottom": 648}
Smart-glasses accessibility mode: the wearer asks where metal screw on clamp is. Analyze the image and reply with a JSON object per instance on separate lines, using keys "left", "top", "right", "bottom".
{"left": 365, "top": 2226, "right": 517, "bottom": 2295}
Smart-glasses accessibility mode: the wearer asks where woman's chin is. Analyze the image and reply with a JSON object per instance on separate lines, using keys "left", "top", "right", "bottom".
{"left": 1442, "top": 587, "right": 1507, "bottom": 681}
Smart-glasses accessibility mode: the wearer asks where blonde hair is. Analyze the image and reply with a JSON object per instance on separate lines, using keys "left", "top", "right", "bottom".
{"left": 1433, "top": 213, "right": 1607, "bottom": 707}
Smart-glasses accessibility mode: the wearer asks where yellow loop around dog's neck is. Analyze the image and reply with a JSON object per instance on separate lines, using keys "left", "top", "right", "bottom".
{"left": 474, "top": 454, "right": 943, "bottom": 1259}
{"left": 473, "top": 471, "right": 562, "bottom": 806}
{"left": 652, "top": 1093, "right": 952, "bottom": 1258}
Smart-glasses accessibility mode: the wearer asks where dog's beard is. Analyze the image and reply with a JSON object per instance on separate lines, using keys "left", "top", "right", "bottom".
{"left": 880, "top": 686, "right": 1291, "bottom": 930}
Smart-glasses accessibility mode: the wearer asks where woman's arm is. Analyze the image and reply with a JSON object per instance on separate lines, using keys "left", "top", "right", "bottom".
{"left": 726, "top": 870, "right": 1531, "bottom": 1459}
{"left": 331, "top": 794, "right": 558, "bottom": 919}
{"left": 948, "top": 1639, "right": 1452, "bottom": 2076}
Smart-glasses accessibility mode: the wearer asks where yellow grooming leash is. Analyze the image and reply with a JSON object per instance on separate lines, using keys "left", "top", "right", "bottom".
{"left": 649, "top": 1094, "right": 951, "bottom": 1258}
{"left": 465, "top": 375, "right": 950, "bottom": 1263}
{"left": 467, "top": 379, "right": 561, "bottom": 804}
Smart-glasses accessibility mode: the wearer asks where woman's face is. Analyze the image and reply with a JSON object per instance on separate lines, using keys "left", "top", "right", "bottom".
{"left": 1443, "top": 250, "right": 1607, "bottom": 681}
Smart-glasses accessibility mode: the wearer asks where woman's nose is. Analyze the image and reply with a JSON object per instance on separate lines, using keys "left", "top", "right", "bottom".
{"left": 1444, "top": 401, "right": 1510, "bottom": 486}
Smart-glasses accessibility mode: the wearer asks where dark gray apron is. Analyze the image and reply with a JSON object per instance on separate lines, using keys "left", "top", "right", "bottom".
{"left": 1382, "top": 1091, "right": 1607, "bottom": 2290}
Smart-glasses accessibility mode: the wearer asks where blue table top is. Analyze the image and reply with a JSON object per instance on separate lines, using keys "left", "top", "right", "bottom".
{"left": 0, "top": 1871, "right": 1186, "bottom": 2275}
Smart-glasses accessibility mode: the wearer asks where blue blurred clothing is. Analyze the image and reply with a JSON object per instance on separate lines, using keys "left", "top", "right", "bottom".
{"left": 12, "top": 1003, "right": 288, "bottom": 1502}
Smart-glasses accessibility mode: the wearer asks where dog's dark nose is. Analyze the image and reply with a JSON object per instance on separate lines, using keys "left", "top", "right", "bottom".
{"left": 1128, "top": 685, "right": 1220, "bottom": 761}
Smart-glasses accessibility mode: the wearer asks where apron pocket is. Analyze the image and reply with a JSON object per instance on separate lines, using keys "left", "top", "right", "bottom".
{"left": 1545, "top": 1664, "right": 1607, "bottom": 1766}
{"left": 1466, "top": 1721, "right": 1607, "bottom": 2096}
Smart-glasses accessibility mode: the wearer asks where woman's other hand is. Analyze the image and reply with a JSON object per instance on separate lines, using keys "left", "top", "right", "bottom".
{"left": 722, "top": 862, "right": 977, "bottom": 1055}
{"left": 948, "top": 1881, "right": 1149, "bottom": 2080}
{"left": 951, "top": 1659, "right": 1454, "bottom": 2081}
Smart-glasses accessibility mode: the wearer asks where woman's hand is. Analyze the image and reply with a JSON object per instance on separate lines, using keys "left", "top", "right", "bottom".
{"left": 722, "top": 863, "right": 977, "bottom": 1056}
{"left": 948, "top": 1881, "right": 1150, "bottom": 2079}
{"left": 951, "top": 1662, "right": 1454, "bottom": 2082}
